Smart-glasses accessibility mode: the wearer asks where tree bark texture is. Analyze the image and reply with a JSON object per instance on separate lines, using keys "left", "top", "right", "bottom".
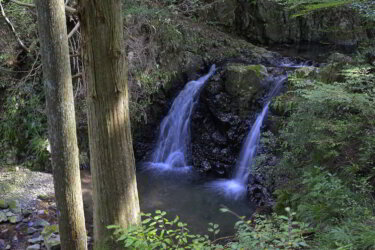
{"left": 78, "top": 0, "right": 141, "bottom": 249}
{"left": 35, "top": 1, "right": 87, "bottom": 249}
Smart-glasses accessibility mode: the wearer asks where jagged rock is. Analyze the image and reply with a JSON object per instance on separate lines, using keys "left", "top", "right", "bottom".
{"left": 191, "top": 63, "right": 274, "bottom": 175}
{"left": 0, "top": 239, "right": 5, "bottom": 249}
{"left": 28, "top": 235, "right": 44, "bottom": 244}
{"left": 22, "top": 208, "right": 33, "bottom": 217}
{"left": 247, "top": 173, "right": 274, "bottom": 208}
{"left": 0, "top": 211, "right": 7, "bottom": 223}
{"left": 5, "top": 211, "right": 14, "bottom": 217}
{"left": 33, "top": 218, "right": 50, "bottom": 228}
{"left": 0, "top": 199, "right": 8, "bottom": 209}
{"left": 8, "top": 200, "right": 21, "bottom": 214}
{"left": 27, "top": 227, "right": 38, "bottom": 235}
{"left": 6, "top": 245, "right": 11, "bottom": 250}
{"left": 44, "top": 234, "right": 60, "bottom": 250}
{"left": 27, "top": 244, "right": 41, "bottom": 250}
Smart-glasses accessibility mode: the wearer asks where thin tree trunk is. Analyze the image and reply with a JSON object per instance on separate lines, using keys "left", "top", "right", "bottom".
{"left": 78, "top": 0, "right": 141, "bottom": 249}
{"left": 35, "top": 1, "right": 87, "bottom": 249}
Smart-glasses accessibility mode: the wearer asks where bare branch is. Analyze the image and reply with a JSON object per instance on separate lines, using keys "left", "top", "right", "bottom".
{"left": 68, "top": 21, "right": 80, "bottom": 39}
{"left": 0, "top": 0, "right": 29, "bottom": 52}
{"left": 10, "top": 0, "right": 77, "bottom": 14}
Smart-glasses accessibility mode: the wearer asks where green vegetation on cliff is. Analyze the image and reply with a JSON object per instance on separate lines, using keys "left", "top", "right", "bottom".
{"left": 268, "top": 54, "right": 375, "bottom": 249}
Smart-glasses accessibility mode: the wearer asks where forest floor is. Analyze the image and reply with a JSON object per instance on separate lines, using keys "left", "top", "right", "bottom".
{"left": 0, "top": 166, "right": 93, "bottom": 249}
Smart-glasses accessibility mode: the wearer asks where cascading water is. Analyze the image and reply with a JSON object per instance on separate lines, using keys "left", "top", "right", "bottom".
{"left": 149, "top": 65, "right": 216, "bottom": 172}
{"left": 208, "top": 75, "right": 287, "bottom": 199}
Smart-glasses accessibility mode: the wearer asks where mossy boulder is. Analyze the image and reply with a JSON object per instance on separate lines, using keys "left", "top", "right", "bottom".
{"left": 42, "top": 225, "right": 60, "bottom": 250}
{"left": 8, "top": 200, "right": 21, "bottom": 214}
{"left": 0, "top": 199, "right": 8, "bottom": 209}
{"left": 42, "top": 224, "right": 59, "bottom": 237}
{"left": 224, "top": 64, "right": 268, "bottom": 98}
{"left": 224, "top": 64, "right": 269, "bottom": 116}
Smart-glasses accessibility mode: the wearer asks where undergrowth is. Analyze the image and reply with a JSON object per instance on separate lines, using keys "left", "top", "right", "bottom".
{"left": 270, "top": 59, "right": 375, "bottom": 249}
{"left": 108, "top": 207, "right": 308, "bottom": 249}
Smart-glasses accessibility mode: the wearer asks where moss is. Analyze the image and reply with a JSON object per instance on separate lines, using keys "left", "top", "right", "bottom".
{"left": 228, "top": 64, "right": 267, "bottom": 78}
{"left": 42, "top": 224, "right": 59, "bottom": 237}
{"left": 0, "top": 199, "right": 8, "bottom": 209}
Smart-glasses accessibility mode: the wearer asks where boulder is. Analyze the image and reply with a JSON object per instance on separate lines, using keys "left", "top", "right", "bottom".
{"left": 0, "top": 211, "right": 7, "bottom": 223}
{"left": 0, "top": 199, "right": 8, "bottom": 209}
{"left": 45, "top": 235, "right": 60, "bottom": 250}
{"left": 33, "top": 218, "right": 50, "bottom": 228}
{"left": 41, "top": 224, "right": 59, "bottom": 237}
{"left": 224, "top": 64, "right": 268, "bottom": 98}
{"left": 42, "top": 225, "right": 60, "bottom": 250}
{"left": 8, "top": 200, "right": 21, "bottom": 214}
{"left": 26, "top": 244, "right": 41, "bottom": 250}
{"left": 9, "top": 215, "right": 22, "bottom": 224}
{"left": 28, "top": 236, "right": 44, "bottom": 244}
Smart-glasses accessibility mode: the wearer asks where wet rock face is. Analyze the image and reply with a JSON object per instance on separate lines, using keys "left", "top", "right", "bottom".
{"left": 202, "top": 0, "right": 374, "bottom": 46}
{"left": 247, "top": 174, "right": 274, "bottom": 208}
{"left": 191, "top": 64, "right": 273, "bottom": 176}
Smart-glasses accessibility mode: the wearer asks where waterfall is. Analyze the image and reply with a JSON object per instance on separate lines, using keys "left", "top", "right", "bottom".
{"left": 149, "top": 65, "right": 216, "bottom": 171}
{"left": 208, "top": 75, "right": 286, "bottom": 199}
{"left": 234, "top": 102, "right": 270, "bottom": 184}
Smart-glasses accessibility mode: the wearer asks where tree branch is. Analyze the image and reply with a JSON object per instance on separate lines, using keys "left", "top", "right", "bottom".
{"left": 0, "top": 0, "right": 29, "bottom": 52}
{"left": 10, "top": 0, "right": 77, "bottom": 14}
{"left": 68, "top": 21, "right": 80, "bottom": 39}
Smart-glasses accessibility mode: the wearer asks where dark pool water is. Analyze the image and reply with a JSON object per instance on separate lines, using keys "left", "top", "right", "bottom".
{"left": 137, "top": 166, "right": 254, "bottom": 237}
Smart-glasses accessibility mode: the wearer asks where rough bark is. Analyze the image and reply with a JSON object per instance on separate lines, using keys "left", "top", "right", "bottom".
{"left": 35, "top": 1, "right": 87, "bottom": 250}
{"left": 78, "top": 0, "right": 141, "bottom": 249}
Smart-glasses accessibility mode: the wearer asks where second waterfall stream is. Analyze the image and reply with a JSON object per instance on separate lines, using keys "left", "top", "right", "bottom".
{"left": 208, "top": 75, "right": 287, "bottom": 199}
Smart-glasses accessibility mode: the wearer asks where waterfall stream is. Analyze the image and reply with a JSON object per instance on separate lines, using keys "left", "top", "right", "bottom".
{"left": 208, "top": 76, "right": 287, "bottom": 199}
{"left": 149, "top": 65, "right": 216, "bottom": 172}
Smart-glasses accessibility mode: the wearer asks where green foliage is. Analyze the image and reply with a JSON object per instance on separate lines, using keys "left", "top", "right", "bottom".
{"left": 221, "top": 207, "right": 309, "bottom": 249}
{"left": 109, "top": 208, "right": 309, "bottom": 249}
{"left": 277, "top": 0, "right": 375, "bottom": 20}
{"left": 0, "top": 82, "right": 49, "bottom": 170}
{"left": 108, "top": 210, "right": 220, "bottom": 249}
{"left": 272, "top": 61, "right": 375, "bottom": 249}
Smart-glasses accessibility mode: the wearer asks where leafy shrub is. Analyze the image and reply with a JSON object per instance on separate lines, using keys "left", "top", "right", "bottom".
{"left": 108, "top": 210, "right": 221, "bottom": 249}
{"left": 272, "top": 62, "right": 375, "bottom": 249}
{"left": 0, "top": 83, "right": 49, "bottom": 170}
{"left": 109, "top": 208, "right": 309, "bottom": 249}
{"left": 221, "top": 207, "right": 309, "bottom": 250}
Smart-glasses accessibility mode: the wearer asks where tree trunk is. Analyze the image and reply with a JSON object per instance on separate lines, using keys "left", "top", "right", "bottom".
{"left": 78, "top": 0, "right": 141, "bottom": 249}
{"left": 35, "top": 1, "right": 87, "bottom": 250}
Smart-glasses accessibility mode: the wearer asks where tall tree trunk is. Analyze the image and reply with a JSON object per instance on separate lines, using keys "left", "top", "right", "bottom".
{"left": 35, "top": 1, "right": 87, "bottom": 250}
{"left": 78, "top": 0, "right": 141, "bottom": 249}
